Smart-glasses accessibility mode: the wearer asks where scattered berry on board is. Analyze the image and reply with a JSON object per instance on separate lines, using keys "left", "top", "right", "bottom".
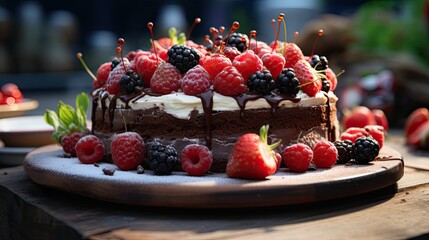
{"left": 149, "top": 141, "right": 180, "bottom": 175}
{"left": 181, "top": 144, "right": 213, "bottom": 176}
{"left": 111, "top": 132, "right": 145, "bottom": 171}
{"left": 75, "top": 135, "right": 105, "bottom": 164}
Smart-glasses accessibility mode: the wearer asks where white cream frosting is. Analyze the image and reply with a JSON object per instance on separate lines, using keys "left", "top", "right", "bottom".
{"left": 101, "top": 91, "right": 338, "bottom": 120}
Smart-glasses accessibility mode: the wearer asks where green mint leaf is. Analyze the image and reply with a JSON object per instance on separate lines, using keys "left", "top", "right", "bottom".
{"left": 44, "top": 109, "right": 59, "bottom": 131}
{"left": 76, "top": 92, "right": 89, "bottom": 114}
{"left": 58, "top": 101, "right": 77, "bottom": 131}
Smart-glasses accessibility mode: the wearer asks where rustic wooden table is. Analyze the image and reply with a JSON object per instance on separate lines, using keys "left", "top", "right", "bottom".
{"left": 1, "top": 133, "right": 429, "bottom": 240}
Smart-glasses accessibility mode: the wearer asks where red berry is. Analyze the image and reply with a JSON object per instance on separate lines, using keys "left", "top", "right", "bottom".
{"left": 372, "top": 109, "right": 389, "bottom": 131}
{"left": 405, "top": 108, "right": 429, "bottom": 138}
{"left": 340, "top": 127, "right": 370, "bottom": 143}
{"left": 1, "top": 83, "right": 23, "bottom": 104}
{"left": 61, "top": 132, "right": 86, "bottom": 157}
{"left": 249, "top": 40, "right": 271, "bottom": 58}
{"left": 312, "top": 141, "right": 338, "bottom": 168}
{"left": 364, "top": 125, "right": 385, "bottom": 149}
{"left": 223, "top": 46, "right": 241, "bottom": 62}
{"left": 261, "top": 52, "right": 286, "bottom": 80}
{"left": 181, "top": 65, "right": 211, "bottom": 95}
{"left": 136, "top": 53, "right": 162, "bottom": 88}
{"left": 283, "top": 143, "right": 313, "bottom": 173}
{"left": 94, "top": 62, "right": 111, "bottom": 89}
{"left": 284, "top": 43, "right": 304, "bottom": 68}
{"left": 106, "top": 58, "right": 131, "bottom": 94}
{"left": 213, "top": 66, "right": 246, "bottom": 96}
{"left": 201, "top": 54, "right": 232, "bottom": 82}
{"left": 293, "top": 59, "right": 321, "bottom": 97}
{"left": 150, "top": 62, "right": 182, "bottom": 94}
{"left": 75, "top": 135, "right": 105, "bottom": 164}
{"left": 111, "top": 132, "right": 144, "bottom": 171}
{"left": 343, "top": 106, "right": 377, "bottom": 129}
{"left": 181, "top": 144, "right": 213, "bottom": 176}
{"left": 325, "top": 67, "right": 337, "bottom": 91}
{"left": 232, "top": 50, "right": 264, "bottom": 80}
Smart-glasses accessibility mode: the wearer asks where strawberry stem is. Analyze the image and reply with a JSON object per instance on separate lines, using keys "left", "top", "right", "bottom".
{"left": 76, "top": 52, "right": 97, "bottom": 81}
{"left": 259, "top": 125, "right": 281, "bottom": 151}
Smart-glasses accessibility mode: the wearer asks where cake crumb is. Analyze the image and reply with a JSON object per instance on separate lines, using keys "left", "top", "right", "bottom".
{"left": 102, "top": 168, "right": 115, "bottom": 176}
{"left": 137, "top": 165, "right": 145, "bottom": 174}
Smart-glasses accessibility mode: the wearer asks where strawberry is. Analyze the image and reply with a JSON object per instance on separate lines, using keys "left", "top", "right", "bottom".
{"left": 181, "top": 144, "right": 213, "bottom": 176}
{"left": 136, "top": 53, "right": 163, "bottom": 88}
{"left": 181, "top": 65, "right": 211, "bottom": 95}
{"left": 232, "top": 50, "right": 264, "bottom": 80}
{"left": 282, "top": 143, "right": 313, "bottom": 173}
{"left": 313, "top": 141, "right": 338, "bottom": 168}
{"left": 75, "top": 135, "right": 105, "bottom": 164}
{"left": 44, "top": 93, "right": 90, "bottom": 156}
{"left": 340, "top": 127, "right": 370, "bottom": 143}
{"left": 261, "top": 52, "right": 286, "bottom": 80}
{"left": 364, "top": 125, "right": 385, "bottom": 149}
{"left": 1, "top": 83, "right": 23, "bottom": 104}
{"left": 283, "top": 43, "right": 304, "bottom": 68}
{"left": 404, "top": 108, "right": 429, "bottom": 138}
{"left": 94, "top": 62, "right": 111, "bottom": 89}
{"left": 106, "top": 58, "right": 131, "bottom": 94}
{"left": 342, "top": 106, "right": 377, "bottom": 129}
{"left": 407, "top": 121, "right": 429, "bottom": 149}
{"left": 214, "top": 66, "right": 246, "bottom": 96}
{"left": 372, "top": 109, "right": 389, "bottom": 132}
{"left": 201, "top": 53, "right": 232, "bottom": 82}
{"left": 150, "top": 62, "right": 182, "bottom": 94}
{"left": 227, "top": 125, "right": 281, "bottom": 179}
{"left": 325, "top": 67, "right": 337, "bottom": 91}
{"left": 111, "top": 132, "right": 145, "bottom": 170}
{"left": 293, "top": 59, "right": 321, "bottom": 97}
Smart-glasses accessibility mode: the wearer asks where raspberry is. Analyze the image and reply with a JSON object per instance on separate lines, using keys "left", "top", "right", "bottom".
{"left": 149, "top": 141, "right": 179, "bottom": 175}
{"left": 213, "top": 66, "right": 246, "bottom": 96}
{"left": 150, "top": 62, "right": 182, "bottom": 94}
{"left": 232, "top": 50, "right": 264, "bottom": 80}
{"left": 364, "top": 125, "right": 385, "bottom": 149}
{"left": 312, "top": 141, "right": 338, "bottom": 168}
{"left": 283, "top": 43, "right": 304, "bottom": 68}
{"left": 293, "top": 59, "right": 321, "bottom": 97}
{"left": 249, "top": 40, "right": 271, "bottom": 58}
{"left": 106, "top": 58, "right": 131, "bottom": 94}
{"left": 340, "top": 127, "right": 370, "bottom": 143}
{"left": 223, "top": 46, "right": 241, "bottom": 62}
{"left": 201, "top": 54, "right": 232, "bottom": 82}
{"left": 248, "top": 69, "right": 276, "bottom": 95}
{"left": 276, "top": 68, "right": 300, "bottom": 95}
{"left": 261, "top": 52, "right": 285, "bottom": 80}
{"left": 61, "top": 132, "right": 86, "bottom": 157}
{"left": 225, "top": 32, "right": 248, "bottom": 52}
{"left": 334, "top": 140, "right": 354, "bottom": 164}
{"left": 167, "top": 44, "right": 200, "bottom": 74}
{"left": 94, "top": 62, "right": 111, "bottom": 89}
{"left": 181, "top": 65, "right": 211, "bottom": 95}
{"left": 135, "top": 53, "right": 162, "bottom": 88}
{"left": 110, "top": 132, "right": 144, "bottom": 171}
{"left": 282, "top": 143, "right": 313, "bottom": 173}
{"left": 75, "top": 135, "right": 105, "bottom": 164}
{"left": 352, "top": 137, "right": 380, "bottom": 164}
{"left": 180, "top": 144, "right": 213, "bottom": 176}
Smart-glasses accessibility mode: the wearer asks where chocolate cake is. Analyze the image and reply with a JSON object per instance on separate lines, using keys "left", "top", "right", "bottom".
{"left": 91, "top": 89, "right": 339, "bottom": 172}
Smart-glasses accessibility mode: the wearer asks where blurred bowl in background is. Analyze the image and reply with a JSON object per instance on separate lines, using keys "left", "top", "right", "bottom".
{"left": 0, "top": 99, "right": 38, "bottom": 118}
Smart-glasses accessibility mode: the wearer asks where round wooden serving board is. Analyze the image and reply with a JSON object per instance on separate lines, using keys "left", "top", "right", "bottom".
{"left": 24, "top": 144, "right": 404, "bottom": 208}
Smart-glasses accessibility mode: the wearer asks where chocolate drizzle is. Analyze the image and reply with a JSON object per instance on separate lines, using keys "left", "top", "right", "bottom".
{"left": 196, "top": 90, "right": 214, "bottom": 149}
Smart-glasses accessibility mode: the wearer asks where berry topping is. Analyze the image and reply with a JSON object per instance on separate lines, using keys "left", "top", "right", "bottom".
{"left": 214, "top": 66, "right": 246, "bottom": 96}
{"left": 232, "top": 50, "right": 264, "bottom": 80}
{"left": 276, "top": 68, "right": 300, "bottom": 95}
{"left": 150, "top": 62, "right": 182, "bottom": 94}
{"left": 293, "top": 59, "right": 321, "bottom": 97}
{"left": 119, "top": 70, "right": 144, "bottom": 94}
{"left": 282, "top": 143, "right": 313, "bottom": 173}
{"left": 325, "top": 67, "right": 337, "bottom": 91}
{"left": 180, "top": 144, "right": 213, "bottom": 176}
{"left": 149, "top": 141, "right": 179, "bottom": 175}
{"left": 248, "top": 69, "right": 276, "bottom": 95}
{"left": 309, "top": 54, "right": 328, "bottom": 71}
{"left": 334, "top": 140, "right": 354, "bottom": 164}
{"left": 225, "top": 32, "right": 248, "bottom": 52}
{"left": 181, "top": 65, "right": 211, "bottom": 96}
{"left": 352, "top": 137, "right": 380, "bottom": 164}
{"left": 167, "top": 44, "right": 200, "bottom": 74}
{"left": 283, "top": 43, "right": 305, "bottom": 68}
{"left": 111, "top": 132, "right": 145, "bottom": 171}
{"left": 75, "top": 135, "right": 105, "bottom": 164}
{"left": 312, "top": 141, "right": 338, "bottom": 168}
{"left": 111, "top": 58, "right": 121, "bottom": 70}
{"left": 261, "top": 52, "right": 285, "bottom": 80}
{"left": 222, "top": 46, "right": 241, "bottom": 62}
{"left": 106, "top": 58, "right": 131, "bottom": 94}
{"left": 94, "top": 62, "right": 111, "bottom": 89}
{"left": 226, "top": 125, "right": 281, "bottom": 179}
{"left": 135, "top": 53, "right": 163, "bottom": 88}
{"left": 62, "top": 132, "right": 86, "bottom": 157}
{"left": 201, "top": 54, "right": 232, "bottom": 82}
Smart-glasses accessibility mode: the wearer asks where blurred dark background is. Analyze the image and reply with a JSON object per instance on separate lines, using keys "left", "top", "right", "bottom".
{"left": 0, "top": 0, "right": 428, "bottom": 127}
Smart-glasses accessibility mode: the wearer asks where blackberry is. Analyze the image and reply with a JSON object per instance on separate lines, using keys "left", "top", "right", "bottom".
{"left": 248, "top": 70, "right": 276, "bottom": 95}
{"left": 226, "top": 32, "right": 248, "bottom": 52}
{"left": 167, "top": 45, "right": 200, "bottom": 74}
{"left": 276, "top": 68, "right": 300, "bottom": 95}
{"left": 334, "top": 140, "right": 354, "bottom": 164}
{"left": 352, "top": 137, "right": 380, "bottom": 164}
{"left": 321, "top": 79, "right": 331, "bottom": 92}
{"left": 310, "top": 55, "right": 328, "bottom": 71}
{"left": 148, "top": 141, "right": 179, "bottom": 175}
{"left": 119, "top": 70, "right": 144, "bottom": 94}
{"left": 111, "top": 58, "right": 120, "bottom": 70}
